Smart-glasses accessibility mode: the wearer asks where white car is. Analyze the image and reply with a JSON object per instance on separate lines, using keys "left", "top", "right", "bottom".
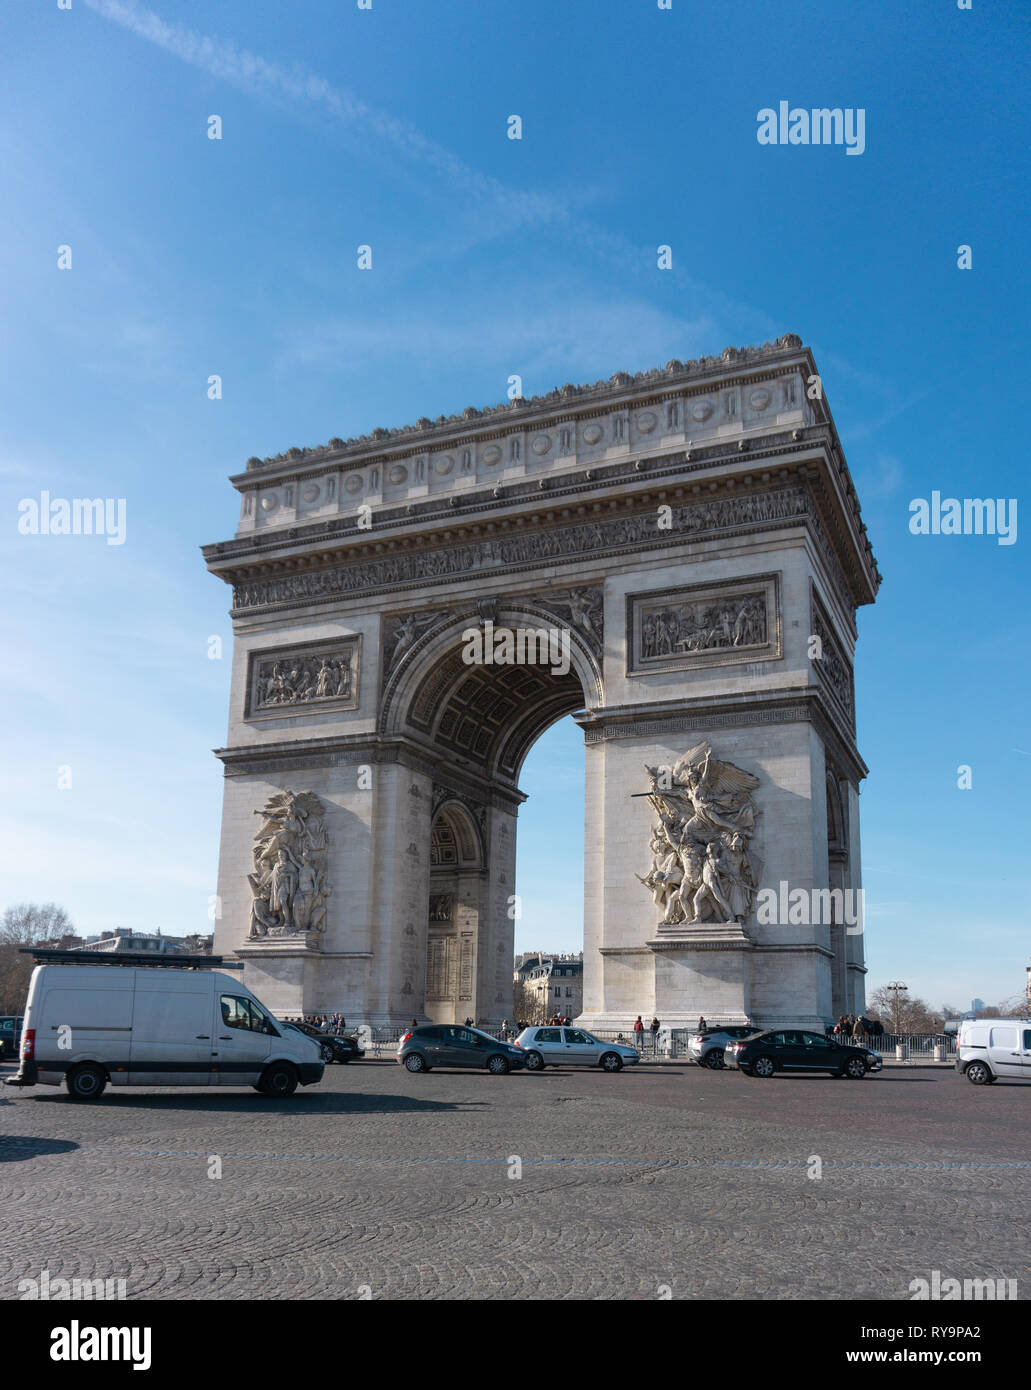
{"left": 955, "top": 1018, "right": 1031, "bottom": 1084}
{"left": 513, "top": 1025, "right": 640, "bottom": 1072}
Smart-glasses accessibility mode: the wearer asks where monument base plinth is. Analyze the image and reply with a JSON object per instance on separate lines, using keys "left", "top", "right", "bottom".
{"left": 230, "top": 938, "right": 363, "bottom": 1016}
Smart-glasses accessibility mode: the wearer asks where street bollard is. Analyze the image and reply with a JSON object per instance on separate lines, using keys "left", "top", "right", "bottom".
{"left": 933, "top": 1043, "right": 944, "bottom": 1062}
{"left": 896, "top": 1042, "right": 908, "bottom": 1061}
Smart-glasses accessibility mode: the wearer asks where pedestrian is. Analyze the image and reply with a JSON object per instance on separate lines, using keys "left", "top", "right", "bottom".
{"left": 500, "top": 1018, "right": 510, "bottom": 1041}
{"left": 410, "top": 1017, "right": 418, "bottom": 1030}
{"left": 852, "top": 1015, "right": 864, "bottom": 1038}
{"left": 698, "top": 1015, "right": 708, "bottom": 1032}
{"left": 650, "top": 1016, "right": 660, "bottom": 1035}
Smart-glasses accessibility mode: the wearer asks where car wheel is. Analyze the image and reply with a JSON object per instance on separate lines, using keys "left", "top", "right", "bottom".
{"left": 600, "top": 1052, "right": 623, "bottom": 1073}
{"left": 66, "top": 1063, "right": 107, "bottom": 1100}
{"left": 404, "top": 1052, "right": 427, "bottom": 1073}
{"left": 705, "top": 1048, "right": 725, "bottom": 1070}
{"left": 259, "top": 1062, "right": 298, "bottom": 1097}
{"left": 965, "top": 1061, "right": 992, "bottom": 1085}
{"left": 845, "top": 1057, "right": 866, "bottom": 1080}
{"left": 523, "top": 1050, "right": 545, "bottom": 1071}
{"left": 486, "top": 1054, "right": 510, "bottom": 1075}
{"left": 319, "top": 1045, "right": 333, "bottom": 1063}
{"left": 752, "top": 1055, "right": 776, "bottom": 1078}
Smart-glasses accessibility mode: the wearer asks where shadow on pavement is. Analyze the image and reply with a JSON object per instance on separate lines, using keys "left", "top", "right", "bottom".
{"left": 0, "top": 1135, "right": 80, "bottom": 1162}
{"left": 21, "top": 1091, "right": 486, "bottom": 1114}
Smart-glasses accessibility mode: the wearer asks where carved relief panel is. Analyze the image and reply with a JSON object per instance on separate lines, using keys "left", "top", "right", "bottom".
{"left": 626, "top": 574, "right": 781, "bottom": 676}
{"left": 809, "top": 587, "right": 855, "bottom": 728}
{"left": 244, "top": 635, "right": 361, "bottom": 720}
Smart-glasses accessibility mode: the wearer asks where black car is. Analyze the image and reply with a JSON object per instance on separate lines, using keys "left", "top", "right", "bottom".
{"left": 397, "top": 1024, "right": 526, "bottom": 1074}
{"left": 726, "top": 1028, "right": 882, "bottom": 1079}
{"left": 288, "top": 1022, "right": 364, "bottom": 1063}
{"left": 0, "top": 1016, "right": 24, "bottom": 1061}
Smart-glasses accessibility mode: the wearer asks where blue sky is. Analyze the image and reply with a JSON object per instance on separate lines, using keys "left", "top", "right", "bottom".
{"left": 1, "top": 0, "right": 1027, "bottom": 1011}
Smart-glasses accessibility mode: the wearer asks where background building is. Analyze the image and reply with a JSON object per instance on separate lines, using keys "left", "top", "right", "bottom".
{"left": 514, "top": 952, "right": 584, "bottom": 1022}
{"left": 78, "top": 928, "right": 213, "bottom": 955}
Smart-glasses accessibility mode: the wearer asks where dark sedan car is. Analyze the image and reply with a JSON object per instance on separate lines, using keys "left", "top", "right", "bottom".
{"left": 0, "top": 1016, "right": 24, "bottom": 1061}
{"left": 397, "top": 1024, "right": 526, "bottom": 1074}
{"left": 288, "top": 1022, "right": 364, "bottom": 1063}
{"left": 726, "top": 1028, "right": 882, "bottom": 1079}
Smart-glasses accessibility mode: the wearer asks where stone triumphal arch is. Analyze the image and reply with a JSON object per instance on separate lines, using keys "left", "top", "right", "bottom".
{"left": 203, "top": 335, "right": 880, "bottom": 1031}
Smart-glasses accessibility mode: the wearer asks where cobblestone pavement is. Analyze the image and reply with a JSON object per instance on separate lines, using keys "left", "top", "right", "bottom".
{"left": 1, "top": 1060, "right": 1028, "bottom": 1300}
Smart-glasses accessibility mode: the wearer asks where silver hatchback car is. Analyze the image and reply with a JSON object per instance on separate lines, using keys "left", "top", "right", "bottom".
{"left": 688, "top": 1025, "right": 762, "bottom": 1069}
{"left": 513, "top": 1025, "right": 641, "bottom": 1072}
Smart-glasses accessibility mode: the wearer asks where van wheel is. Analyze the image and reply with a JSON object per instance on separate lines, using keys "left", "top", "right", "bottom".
{"left": 965, "top": 1061, "right": 992, "bottom": 1085}
{"left": 66, "top": 1064, "right": 107, "bottom": 1100}
{"left": 259, "top": 1062, "right": 298, "bottom": 1097}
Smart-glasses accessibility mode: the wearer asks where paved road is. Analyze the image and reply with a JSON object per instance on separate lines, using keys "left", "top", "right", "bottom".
{"left": 1, "top": 1059, "right": 1028, "bottom": 1300}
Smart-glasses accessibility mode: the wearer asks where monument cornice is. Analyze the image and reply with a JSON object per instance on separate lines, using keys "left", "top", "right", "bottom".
{"left": 217, "top": 474, "right": 873, "bottom": 624}
{"left": 206, "top": 430, "right": 819, "bottom": 566}
{"left": 205, "top": 425, "right": 879, "bottom": 607}
{"left": 574, "top": 688, "right": 868, "bottom": 782}
{"left": 646, "top": 937, "right": 756, "bottom": 952}
{"left": 229, "top": 335, "right": 813, "bottom": 481}
{"left": 212, "top": 732, "right": 527, "bottom": 812}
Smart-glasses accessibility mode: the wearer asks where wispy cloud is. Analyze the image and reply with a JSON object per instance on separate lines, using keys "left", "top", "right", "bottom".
{"left": 81, "top": 0, "right": 779, "bottom": 338}
{"left": 83, "top": 0, "right": 560, "bottom": 228}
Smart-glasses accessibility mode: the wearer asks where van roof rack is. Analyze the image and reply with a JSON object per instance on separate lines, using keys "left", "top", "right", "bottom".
{"left": 20, "top": 948, "right": 242, "bottom": 970}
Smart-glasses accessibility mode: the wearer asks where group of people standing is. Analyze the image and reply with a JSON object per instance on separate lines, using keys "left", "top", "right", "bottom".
{"left": 631, "top": 1016, "right": 663, "bottom": 1047}
{"left": 292, "top": 1012, "right": 348, "bottom": 1034}
{"left": 832, "top": 1013, "right": 882, "bottom": 1038}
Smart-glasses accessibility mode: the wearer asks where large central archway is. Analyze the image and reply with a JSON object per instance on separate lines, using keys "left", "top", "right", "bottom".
{"left": 379, "top": 606, "right": 598, "bottom": 1024}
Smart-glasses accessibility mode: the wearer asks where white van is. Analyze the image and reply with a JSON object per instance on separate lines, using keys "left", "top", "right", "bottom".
{"left": 4, "top": 950, "right": 324, "bottom": 1100}
{"left": 955, "top": 1018, "right": 1031, "bottom": 1085}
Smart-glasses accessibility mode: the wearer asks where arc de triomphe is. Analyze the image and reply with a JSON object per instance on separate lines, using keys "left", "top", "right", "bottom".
{"left": 203, "top": 334, "right": 879, "bottom": 1031}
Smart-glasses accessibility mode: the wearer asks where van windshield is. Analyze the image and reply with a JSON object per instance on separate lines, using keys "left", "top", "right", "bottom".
{"left": 220, "top": 995, "right": 278, "bottom": 1035}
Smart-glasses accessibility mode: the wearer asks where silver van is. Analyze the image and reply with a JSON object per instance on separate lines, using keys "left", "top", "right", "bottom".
{"left": 955, "top": 1018, "right": 1031, "bottom": 1084}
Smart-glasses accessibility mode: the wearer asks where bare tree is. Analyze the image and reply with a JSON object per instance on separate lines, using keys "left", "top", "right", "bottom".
{"left": 512, "top": 978, "right": 548, "bottom": 1026}
{"left": 867, "top": 985, "right": 944, "bottom": 1034}
{"left": 995, "top": 994, "right": 1031, "bottom": 1019}
{"left": 1, "top": 902, "right": 74, "bottom": 945}
{"left": 0, "top": 903, "right": 77, "bottom": 1015}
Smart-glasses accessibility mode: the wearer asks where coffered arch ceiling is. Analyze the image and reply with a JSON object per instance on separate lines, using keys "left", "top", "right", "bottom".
{"left": 405, "top": 643, "right": 587, "bottom": 784}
